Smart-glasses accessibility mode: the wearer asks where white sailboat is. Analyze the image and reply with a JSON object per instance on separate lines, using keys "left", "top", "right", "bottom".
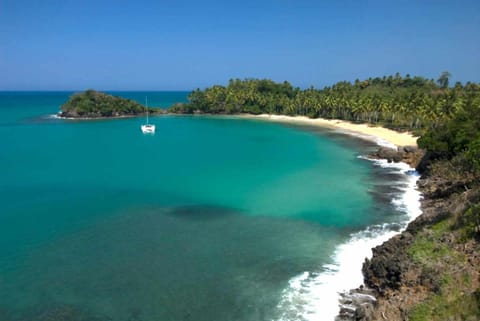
{"left": 141, "top": 96, "right": 155, "bottom": 134}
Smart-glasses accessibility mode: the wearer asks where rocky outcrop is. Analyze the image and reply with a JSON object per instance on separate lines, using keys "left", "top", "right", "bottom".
{"left": 362, "top": 232, "right": 414, "bottom": 293}
{"left": 337, "top": 288, "right": 377, "bottom": 321}
{"left": 342, "top": 167, "right": 480, "bottom": 320}
{"left": 368, "top": 146, "right": 424, "bottom": 168}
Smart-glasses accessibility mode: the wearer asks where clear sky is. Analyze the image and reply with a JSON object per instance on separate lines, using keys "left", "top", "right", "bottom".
{"left": 1, "top": 0, "right": 479, "bottom": 90}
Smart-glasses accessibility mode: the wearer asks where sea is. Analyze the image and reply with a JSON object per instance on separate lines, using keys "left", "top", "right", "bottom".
{"left": 0, "top": 91, "right": 422, "bottom": 321}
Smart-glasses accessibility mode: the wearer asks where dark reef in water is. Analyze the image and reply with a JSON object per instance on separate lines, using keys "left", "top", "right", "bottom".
{"left": 166, "top": 204, "right": 241, "bottom": 221}
{"left": 0, "top": 304, "right": 113, "bottom": 321}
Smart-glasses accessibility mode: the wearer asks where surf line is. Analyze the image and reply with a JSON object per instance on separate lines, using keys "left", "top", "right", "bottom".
{"left": 274, "top": 159, "right": 422, "bottom": 321}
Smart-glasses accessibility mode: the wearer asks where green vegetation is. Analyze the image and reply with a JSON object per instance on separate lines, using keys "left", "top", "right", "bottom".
{"left": 60, "top": 89, "right": 146, "bottom": 118}
{"left": 437, "top": 71, "right": 452, "bottom": 89}
{"left": 418, "top": 86, "right": 480, "bottom": 172}
{"left": 409, "top": 289, "right": 480, "bottom": 321}
{"left": 172, "top": 72, "right": 480, "bottom": 181}
{"left": 58, "top": 75, "right": 480, "bottom": 319}
{"left": 407, "top": 219, "right": 463, "bottom": 266}
{"left": 172, "top": 73, "right": 480, "bottom": 134}
{"left": 407, "top": 213, "right": 480, "bottom": 320}
{"left": 460, "top": 204, "right": 480, "bottom": 240}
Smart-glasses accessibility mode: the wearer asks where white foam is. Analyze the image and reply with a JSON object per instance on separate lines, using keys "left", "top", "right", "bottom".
{"left": 47, "top": 113, "right": 77, "bottom": 120}
{"left": 274, "top": 160, "right": 422, "bottom": 321}
{"left": 56, "top": 115, "right": 78, "bottom": 120}
{"left": 333, "top": 129, "right": 398, "bottom": 149}
{"left": 366, "top": 158, "right": 422, "bottom": 220}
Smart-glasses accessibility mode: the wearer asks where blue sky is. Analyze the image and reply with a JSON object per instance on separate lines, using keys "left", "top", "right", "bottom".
{"left": 1, "top": 0, "right": 479, "bottom": 90}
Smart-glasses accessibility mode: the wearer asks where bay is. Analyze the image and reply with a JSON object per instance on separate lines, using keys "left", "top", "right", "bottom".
{"left": 0, "top": 92, "right": 414, "bottom": 321}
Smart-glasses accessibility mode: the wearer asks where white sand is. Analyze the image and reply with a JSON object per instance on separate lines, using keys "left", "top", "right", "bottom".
{"left": 238, "top": 114, "right": 418, "bottom": 148}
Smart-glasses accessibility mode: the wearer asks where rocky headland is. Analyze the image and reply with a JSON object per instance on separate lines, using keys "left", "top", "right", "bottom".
{"left": 338, "top": 147, "right": 480, "bottom": 320}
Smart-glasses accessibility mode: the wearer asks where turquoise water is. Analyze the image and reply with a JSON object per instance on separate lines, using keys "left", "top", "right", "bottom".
{"left": 0, "top": 92, "right": 410, "bottom": 320}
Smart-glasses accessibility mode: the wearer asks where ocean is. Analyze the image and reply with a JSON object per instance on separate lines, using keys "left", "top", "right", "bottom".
{"left": 0, "top": 92, "right": 421, "bottom": 321}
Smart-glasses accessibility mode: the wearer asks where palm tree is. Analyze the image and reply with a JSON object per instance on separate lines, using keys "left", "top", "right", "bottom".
{"left": 437, "top": 71, "right": 452, "bottom": 89}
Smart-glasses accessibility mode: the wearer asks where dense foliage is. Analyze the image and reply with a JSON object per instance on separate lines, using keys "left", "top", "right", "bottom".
{"left": 418, "top": 89, "right": 480, "bottom": 172}
{"left": 171, "top": 74, "right": 480, "bottom": 172}
{"left": 61, "top": 90, "right": 145, "bottom": 118}
{"left": 171, "top": 74, "right": 479, "bottom": 131}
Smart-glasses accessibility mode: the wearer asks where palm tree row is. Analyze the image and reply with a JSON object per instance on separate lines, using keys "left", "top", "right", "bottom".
{"left": 171, "top": 74, "right": 480, "bottom": 132}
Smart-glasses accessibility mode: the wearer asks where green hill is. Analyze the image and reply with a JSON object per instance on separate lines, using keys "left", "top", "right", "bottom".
{"left": 60, "top": 90, "right": 145, "bottom": 118}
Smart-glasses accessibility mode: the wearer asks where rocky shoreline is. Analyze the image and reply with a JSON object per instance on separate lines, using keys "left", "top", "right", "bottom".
{"left": 337, "top": 147, "right": 480, "bottom": 320}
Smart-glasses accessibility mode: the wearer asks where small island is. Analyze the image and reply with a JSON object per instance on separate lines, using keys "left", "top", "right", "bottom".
{"left": 59, "top": 89, "right": 155, "bottom": 118}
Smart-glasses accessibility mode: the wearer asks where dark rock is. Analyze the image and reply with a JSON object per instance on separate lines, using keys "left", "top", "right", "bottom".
{"left": 340, "top": 158, "right": 480, "bottom": 320}
{"left": 402, "top": 146, "right": 418, "bottom": 153}
{"left": 416, "top": 150, "right": 451, "bottom": 174}
{"left": 362, "top": 233, "right": 413, "bottom": 293}
{"left": 369, "top": 147, "right": 403, "bottom": 163}
{"left": 338, "top": 288, "right": 377, "bottom": 321}
{"left": 368, "top": 147, "right": 425, "bottom": 168}
{"left": 354, "top": 302, "right": 375, "bottom": 321}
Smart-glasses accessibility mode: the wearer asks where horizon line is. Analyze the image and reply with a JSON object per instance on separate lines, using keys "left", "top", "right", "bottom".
{"left": 0, "top": 89, "right": 194, "bottom": 92}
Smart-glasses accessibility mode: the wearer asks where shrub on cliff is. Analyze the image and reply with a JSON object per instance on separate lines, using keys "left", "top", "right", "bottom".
{"left": 461, "top": 204, "right": 480, "bottom": 239}
{"left": 418, "top": 92, "right": 480, "bottom": 174}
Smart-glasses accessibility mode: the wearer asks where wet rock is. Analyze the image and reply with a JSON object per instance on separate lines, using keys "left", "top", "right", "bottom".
{"left": 337, "top": 288, "right": 377, "bottom": 321}
{"left": 369, "top": 147, "right": 403, "bottom": 163}
{"left": 368, "top": 146, "right": 424, "bottom": 168}
{"left": 362, "top": 233, "right": 413, "bottom": 293}
{"left": 402, "top": 146, "right": 418, "bottom": 154}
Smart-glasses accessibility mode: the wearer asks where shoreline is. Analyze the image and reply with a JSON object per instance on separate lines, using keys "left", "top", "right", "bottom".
{"left": 50, "top": 110, "right": 423, "bottom": 320}
{"left": 236, "top": 114, "right": 418, "bottom": 148}
{"left": 230, "top": 113, "right": 425, "bottom": 319}
{"left": 54, "top": 111, "right": 418, "bottom": 149}
{"left": 52, "top": 113, "right": 140, "bottom": 120}
{"left": 274, "top": 159, "right": 422, "bottom": 321}
{"left": 238, "top": 113, "right": 422, "bottom": 320}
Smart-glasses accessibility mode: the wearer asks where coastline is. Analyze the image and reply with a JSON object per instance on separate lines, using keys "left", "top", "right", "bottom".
{"left": 242, "top": 113, "right": 477, "bottom": 320}
{"left": 236, "top": 114, "right": 418, "bottom": 148}
{"left": 234, "top": 113, "right": 423, "bottom": 320}
{"left": 53, "top": 112, "right": 166, "bottom": 120}
{"left": 55, "top": 111, "right": 418, "bottom": 149}
{"left": 273, "top": 156, "right": 422, "bottom": 321}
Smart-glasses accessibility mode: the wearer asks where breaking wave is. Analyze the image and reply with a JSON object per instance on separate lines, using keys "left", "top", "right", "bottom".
{"left": 274, "top": 159, "right": 422, "bottom": 321}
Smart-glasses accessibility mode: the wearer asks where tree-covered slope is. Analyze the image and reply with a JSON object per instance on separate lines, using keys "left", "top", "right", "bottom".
{"left": 171, "top": 74, "right": 480, "bottom": 132}
{"left": 60, "top": 90, "right": 145, "bottom": 118}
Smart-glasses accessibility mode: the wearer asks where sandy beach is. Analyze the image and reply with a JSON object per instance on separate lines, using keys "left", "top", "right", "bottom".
{"left": 239, "top": 114, "right": 418, "bottom": 148}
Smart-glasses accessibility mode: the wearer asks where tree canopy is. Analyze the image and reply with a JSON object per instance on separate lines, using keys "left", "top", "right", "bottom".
{"left": 60, "top": 90, "right": 146, "bottom": 118}
{"left": 170, "top": 73, "right": 480, "bottom": 172}
{"left": 172, "top": 73, "right": 479, "bottom": 131}
{"left": 437, "top": 71, "right": 452, "bottom": 89}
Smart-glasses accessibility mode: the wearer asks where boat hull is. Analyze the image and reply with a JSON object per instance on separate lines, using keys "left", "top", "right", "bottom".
{"left": 141, "top": 124, "right": 155, "bottom": 134}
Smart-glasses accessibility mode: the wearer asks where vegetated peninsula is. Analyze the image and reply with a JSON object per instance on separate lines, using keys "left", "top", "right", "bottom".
{"left": 171, "top": 73, "right": 480, "bottom": 320}
{"left": 170, "top": 73, "right": 472, "bottom": 132}
{"left": 59, "top": 89, "right": 151, "bottom": 118}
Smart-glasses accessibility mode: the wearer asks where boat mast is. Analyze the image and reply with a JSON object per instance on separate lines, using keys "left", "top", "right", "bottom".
{"left": 145, "top": 96, "right": 149, "bottom": 125}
